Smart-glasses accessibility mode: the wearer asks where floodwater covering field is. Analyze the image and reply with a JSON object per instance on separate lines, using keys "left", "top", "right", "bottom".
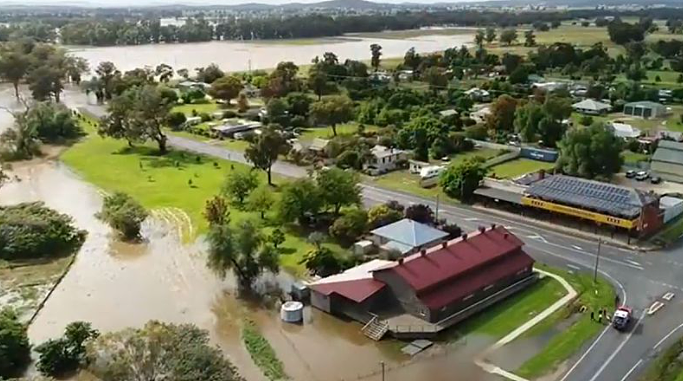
{"left": 67, "top": 32, "right": 474, "bottom": 74}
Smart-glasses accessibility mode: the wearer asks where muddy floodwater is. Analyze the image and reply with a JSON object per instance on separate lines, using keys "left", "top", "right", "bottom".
{"left": 68, "top": 32, "right": 474, "bottom": 74}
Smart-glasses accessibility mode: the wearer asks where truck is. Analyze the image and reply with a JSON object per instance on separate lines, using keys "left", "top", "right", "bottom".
{"left": 612, "top": 306, "right": 632, "bottom": 331}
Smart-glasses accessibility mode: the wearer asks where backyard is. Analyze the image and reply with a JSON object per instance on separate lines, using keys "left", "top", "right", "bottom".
{"left": 489, "top": 158, "right": 556, "bottom": 179}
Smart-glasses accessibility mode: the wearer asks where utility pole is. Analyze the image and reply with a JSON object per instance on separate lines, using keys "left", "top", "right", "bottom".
{"left": 593, "top": 238, "right": 602, "bottom": 283}
{"left": 380, "top": 361, "right": 385, "bottom": 381}
{"left": 435, "top": 194, "right": 440, "bottom": 222}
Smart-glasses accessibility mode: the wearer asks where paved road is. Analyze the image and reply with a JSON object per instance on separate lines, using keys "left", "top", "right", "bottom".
{"left": 166, "top": 134, "right": 683, "bottom": 381}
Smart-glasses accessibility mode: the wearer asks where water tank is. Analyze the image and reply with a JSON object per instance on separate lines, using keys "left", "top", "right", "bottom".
{"left": 280, "top": 301, "right": 304, "bottom": 323}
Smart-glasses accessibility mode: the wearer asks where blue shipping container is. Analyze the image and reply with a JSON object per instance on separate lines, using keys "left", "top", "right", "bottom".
{"left": 521, "top": 147, "right": 558, "bottom": 162}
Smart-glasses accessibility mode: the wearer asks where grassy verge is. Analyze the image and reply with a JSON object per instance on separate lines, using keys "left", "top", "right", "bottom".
{"left": 61, "top": 120, "right": 345, "bottom": 276}
{"left": 489, "top": 158, "right": 556, "bottom": 179}
{"left": 622, "top": 150, "right": 650, "bottom": 166}
{"left": 242, "top": 320, "right": 288, "bottom": 381}
{"left": 639, "top": 336, "right": 683, "bottom": 381}
{"left": 651, "top": 215, "right": 683, "bottom": 247}
{"left": 516, "top": 264, "right": 616, "bottom": 379}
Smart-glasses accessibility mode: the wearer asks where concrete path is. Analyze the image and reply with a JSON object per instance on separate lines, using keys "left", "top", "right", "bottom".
{"left": 475, "top": 269, "right": 578, "bottom": 381}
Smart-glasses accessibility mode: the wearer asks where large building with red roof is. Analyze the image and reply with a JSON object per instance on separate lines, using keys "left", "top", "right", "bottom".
{"left": 310, "top": 225, "right": 536, "bottom": 329}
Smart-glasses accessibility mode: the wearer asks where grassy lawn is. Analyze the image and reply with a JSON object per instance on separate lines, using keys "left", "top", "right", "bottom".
{"left": 453, "top": 275, "right": 567, "bottom": 339}
{"left": 350, "top": 27, "right": 476, "bottom": 40}
{"left": 622, "top": 150, "right": 650, "bottom": 166}
{"left": 298, "top": 123, "right": 380, "bottom": 142}
{"left": 516, "top": 264, "right": 616, "bottom": 379}
{"left": 242, "top": 320, "right": 287, "bottom": 381}
{"left": 489, "top": 158, "right": 555, "bottom": 179}
{"left": 651, "top": 215, "right": 683, "bottom": 246}
{"left": 61, "top": 121, "right": 344, "bottom": 276}
{"left": 172, "top": 103, "right": 220, "bottom": 116}
{"left": 639, "top": 335, "right": 683, "bottom": 381}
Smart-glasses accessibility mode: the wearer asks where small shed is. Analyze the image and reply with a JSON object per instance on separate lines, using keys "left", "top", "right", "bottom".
{"left": 185, "top": 116, "right": 202, "bottom": 126}
{"left": 623, "top": 101, "right": 668, "bottom": 119}
{"left": 609, "top": 122, "right": 641, "bottom": 139}
{"left": 354, "top": 240, "right": 374, "bottom": 256}
{"left": 661, "top": 196, "right": 683, "bottom": 224}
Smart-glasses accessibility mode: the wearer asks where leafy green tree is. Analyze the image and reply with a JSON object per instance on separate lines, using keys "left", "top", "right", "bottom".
{"left": 370, "top": 43, "right": 382, "bottom": 71}
{"left": 310, "top": 95, "right": 354, "bottom": 137}
{"left": 0, "top": 308, "right": 31, "bottom": 378}
{"left": 316, "top": 167, "right": 361, "bottom": 214}
{"left": 269, "top": 228, "right": 285, "bottom": 248}
{"left": 0, "top": 106, "right": 41, "bottom": 160}
{"left": 508, "top": 65, "right": 529, "bottom": 84}
{"left": 95, "top": 61, "right": 119, "bottom": 100}
{"left": 514, "top": 101, "right": 546, "bottom": 143}
{"left": 247, "top": 185, "right": 275, "bottom": 219}
{"left": 299, "top": 238, "right": 344, "bottom": 277}
{"left": 474, "top": 29, "right": 485, "bottom": 50}
{"left": 195, "top": 63, "right": 224, "bottom": 84}
{"left": 329, "top": 209, "right": 367, "bottom": 246}
{"left": 486, "top": 95, "right": 518, "bottom": 134}
{"left": 87, "top": 321, "right": 242, "bottom": 381}
{"left": 404, "top": 204, "right": 435, "bottom": 225}
{"left": 403, "top": 48, "right": 422, "bottom": 75}
{"left": 97, "top": 192, "right": 148, "bottom": 240}
{"left": 204, "top": 195, "right": 230, "bottom": 226}
{"left": 237, "top": 93, "right": 249, "bottom": 113}
{"left": 154, "top": 63, "right": 174, "bottom": 82}
{"left": 277, "top": 178, "right": 322, "bottom": 224}
{"left": 285, "top": 92, "right": 312, "bottom": 117}
{"left": 440, "top": 157, "right": 488, "bottom": 200}
{"left": 367, "top": 204, "right": 403, "bottom": 229}
{"left": 25, "top": 102, "right": 82, "bottom": 143}
{"left": 206, "top": 220, "right": 279, "bottom": 288}
{"left": 485, "top": 27, "right": 497, "bottom": 43}
{"left": 0, "top": 46, "right": 31, "bottom": 99}
{"left": 524, "top": 30, "right": 537, "bottom": 47}
{"left": 307, "top": 64, "right": 328, "bottom": 101}
{"left": 0, "top": 202, "right": 86, "bottom": 260}
{"left": 222, "top": 170, "right": 259, "bottom": 206}
{"left": 556, "top": 122, "right": 624, "bottom": 179}
{"left": 28, "top": 66, "right": 63, "bottom": 102}
{"left": 500, "top": 29, "right": 518, "bottom": 46}
{"left": 35, "top": 322, "right": 99, "bottom": 377}
{"left": 244, "top": 126, "right": 290, "bottom": 185}
{"left": 100, "top": 85, "right": 171, "bottom": 153}
{"left": 423, "top": 67, "right": 448, "bottom": 94}
{"left": 208, "top": 75, "right": 243, "bottom": 105}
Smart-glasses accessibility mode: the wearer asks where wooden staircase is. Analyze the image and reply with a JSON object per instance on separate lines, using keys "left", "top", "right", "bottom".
{"left": 362, "top": 316, "right": 389, "bottom": 341}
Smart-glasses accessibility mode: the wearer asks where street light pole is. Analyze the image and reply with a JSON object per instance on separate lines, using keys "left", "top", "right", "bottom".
{"left": 435, "top": 194, "right": 440, "bottom": 222}
{"left": 593, "top": 238, "right": 602, "bottom": 283}
{"left": 380, "top": 361, "right": 385, "bottom": 381}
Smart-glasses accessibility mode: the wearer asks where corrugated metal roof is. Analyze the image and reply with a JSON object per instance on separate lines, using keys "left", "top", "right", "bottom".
{"left": 525, "top": 175, "right": 651, "bottom": 218}
{"left": 312, "top": 279, "right": 386, "bottom": 303}
{"left": 653, "top": 141, "right": 683, "bottom": 165}
{"left": 371, "top": 219, "right": 448, "bottom": 249}
{"left": 572, "top": 99, "right": 611, "bottom": 111}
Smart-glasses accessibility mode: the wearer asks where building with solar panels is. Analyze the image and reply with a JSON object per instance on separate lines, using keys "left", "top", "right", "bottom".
{"left": 521, "top": 175, "right": 663, "bottom": 236}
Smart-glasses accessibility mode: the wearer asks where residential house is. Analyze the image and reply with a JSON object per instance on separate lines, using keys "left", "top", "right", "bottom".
{"left": 364, "top": 145, "right": 408, "bottom": 175}
{"left": 464, "top": 88, "right": 491, "bottom": 102}
{"left": 623, "top": 101, "right": 668, "bottom": 119}
{"left": 572, "top": 99, "right": 611, "bottom": 115}
{"left": 307, "top": 138, "right": 332, "bottom": 156}
{"left": 609, "top": 122, "right": 641, "bottom": 139}
{"left": 370, "top": 218, "right": 448, "bottom": 255}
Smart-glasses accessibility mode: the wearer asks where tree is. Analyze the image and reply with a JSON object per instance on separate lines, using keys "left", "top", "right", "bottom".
{"left": 247, "top": 185, "right": 275, "bottom": 219}
{"left": 265, "top": 98, "right": 288, "bottom": 125}
{"left": 403, "top": 48, "right": 422, "bottom": 75}
{"left": 35, "top": 321, "right": 99, "bottom": 377}
{"left": 28, "top": 66, "right": 63, "bottom": 102}
{"left": 440, "top": 157, "right": 488, "bottom": 200}
{"left": 100, "top": 85, "right": 171, "bottom": 153}
{"left": 95, "top": 61, "right": 119, "bottom": 100}
{"left": 329, "top": 209, "right": 368, "bottom": 245}
{"left": 404, "top": 204, "right": 435, "bottom": 225}
{"left": 367, "top": 204, "right": 403, "bottom": 229}
{"left": 204, "top": 195, "right": 230, "bottom": 226}
{"left": 307, "top": 64, "right": 328, "bottom": 101}
{"left": 237, "top": 93, "right": 249, "bottom": 113}
{"left": 87, "top": 321, "right": 242, "bottom": 381}
{"left": 300, "top": 244, "right": 343, "bottom": 277}
{"left": 0, "top": 47, "right": 31, "bottom": 99}
{"left": 316, "top": 167, "right": 361, "bottom": 214}
{"left": 370, "top": 43, "right": 382, "bottom": 71}
{"left": 524, "top": 30, "right": 537, "bottom": 47}
{"left": 269, "top": 228, "right": 285, "bottom": 248}
{"left": 485, "top": 27, "right": 497, "bottom": 43}
{"left": 0, "top": 308, "right": 31, "bottom": 379}
{"left": 515, "top": 102, "right": 546, "bottom": 143}
{"left": 500, "top": 29, "right": 518, "bottom": 46}
{"left": 195, "top": 63, "right": 224, "bottom": 84}
{"left": 474, "top": 29, "right": 485, "bottom": 50}
{"left": 556, "top": 122, "right": 623, "bottom": 179}
{"left": 423, "top": 67, "right": 447, "bottom": 94}
{"left": 310, "top": 95, "right": 354, "bottom": 137}
{"left": 285, "top": 92, "right": 312, "bottom": 117}
{"left": 486, "top": 95, "right": 518, "bottom": 133}
{"left": 206, "top": 220, "right": 279, "bottom": 288}
{"left": 154, "top": 63, "right": 174, "bottom": 82}
{"left": 208, "top": 75, "right": 243, "bottom": 105}
{"left": 244, "top": 126, "right": 290, "bottom": 185}
{"left": 608, "top": 21, "right": 645, "bottom": 45}
{"left": 97, "top": 192, "right": 148, "bottom": 240}
{"left": 222, "top": 170, "right": 259, "bottom": 206}
{"left": 167, "top": 111, "right": 187, "bottom": 130}
{"left": 277, "top": 178, "right": 321, "bottom": 225}
{"left": 440, "top": 222, "right": 462, "bottom": 239}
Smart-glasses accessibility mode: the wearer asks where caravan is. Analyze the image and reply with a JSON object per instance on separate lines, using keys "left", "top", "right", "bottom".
{"left": 419, "top": 166, "right": 444, "bottom": 188}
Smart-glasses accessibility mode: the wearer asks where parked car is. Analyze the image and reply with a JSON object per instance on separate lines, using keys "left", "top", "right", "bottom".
{"left": 613, "top": 306, "right": 632, "bottom": 331}
{"left": 625, "top": 170, "right": 636, "bottom": 179}
{"left": 651, "top": 176, "right": 662, "bottom": 184}
{"left": 635, "top": 171, "right": 649, "bottom": 181}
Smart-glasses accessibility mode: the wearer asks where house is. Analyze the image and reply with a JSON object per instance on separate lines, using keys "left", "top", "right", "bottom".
{"left": 623, "top": 101, "right": 668, "bottom": 119}
{"left": 651, "top": 140, "right": 683, "bottom": 183}
{"left": 532, "top": 81, "right": 567, "bottom": 93}
{"left": 370, "top": 218, "right": 448, "bottom": 255}
{"left": 609, "top": 122, "right": 641, "bottom": 139}
{"left": 364, "top": 145, "right": 407, "bottom": 175}
{"left": 178, "top": 80, "right": 210, "bottom": 91}
{"left": 572, "top": 99, "right": 611, "bottom": 115}
{"left": 398, "top": 70, "right": 414, "bottom": 81}
{"left": 307, "top": 138, "right": 331, "bottom": 156}
{"left": 464, "top": 87, "right": 491, "bottom": 102}
{"left": 211, "top": 120, "right": 262, "bottom": 137}
{"left": 409, "top": 159, "right": 431, "bottom": 174}
{"left": 310, "top": 226, "right": 537, "bottom": 332}
{"left": 471, "top": 107, "right": 491, "bottom": 124}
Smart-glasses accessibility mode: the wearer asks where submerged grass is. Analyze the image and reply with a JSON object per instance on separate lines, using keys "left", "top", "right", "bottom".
{"left": 242, "top": 320, "right": 288, "bottom": 381}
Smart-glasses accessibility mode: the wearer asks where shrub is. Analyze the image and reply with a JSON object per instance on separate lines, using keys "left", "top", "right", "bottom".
{"left": 0, "top": 202, "right": 86, "bottom": 260}
{"left": 0, "top": 308, "right": 31, "bottom": 379}
{"left": 36, "top": 321, "right": 99, "bottom": 377}
{"left": 199, "top": 112, "right": 212, "bottom": 122}
{"left": 329, "top": 209, "right": 368, "bottom": 246}
{"left": 223, "top": 110, "right": 237, "bottom": 119}
{"left": 580, "top": 115, "right": 594, "bottom": 126}
{"left": 367, "top": 204, "right": 402, "bottom": 229}
{"left": 97, "top": 192, "right": 148, "bottom": 240}
{"left": 465, "top": 124, "right": 488, "bottom": 140}
{"left": 167, "top": 112, "right": 187, "bottom": 130}
{"left": 404, "top": 204, "right": 435, "bottom": 225}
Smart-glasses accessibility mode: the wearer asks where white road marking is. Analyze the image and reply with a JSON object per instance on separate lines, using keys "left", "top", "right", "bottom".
{"left": 663, "top": 292, "right": 675, "bottom": 301}
{"left": 465, "top": 217, "right": 480, "bottom": 221}
{"left": 571, "top": 245, "right": 584, "bottom": 251}
{"left": 619, "top": 359, "right": 643, "bottom": 381}
{"left": 588, "top": 311, "right": 647, "bottom": 381}
{"left": 559, "top": 326, "right": 612, "bottom": 381}
{"left": 528, "top": 234, "right": 549, "bottom": 244}
{"left": 625, "top": 259, "right": 642, "bottom": 267}
{"left": 567, "top": 264, "right": 581, "bottom": 271}
{"left": 654, "top": 321, "right": 683, "bottom": 350}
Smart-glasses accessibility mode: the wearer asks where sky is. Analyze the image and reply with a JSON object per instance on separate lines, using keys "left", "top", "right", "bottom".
{"left": 6, "top": 0, "right": 480, "bottom": 6}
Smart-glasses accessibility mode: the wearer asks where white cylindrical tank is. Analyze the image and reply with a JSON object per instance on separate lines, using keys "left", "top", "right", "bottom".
{"left": 280, "top": 301, "right": 304, "bottom": 323}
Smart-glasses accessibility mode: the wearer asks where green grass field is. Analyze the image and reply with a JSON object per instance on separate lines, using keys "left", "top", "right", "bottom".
{"left": 350, "top": 27, "right": 476, "bottom": 40}
{"left": 172, "top": 103, "right": 220, "bottom": 116}
{"left": 61, "top": 121, "right": 344, "bottom": 276}
{"left": 651, "top": 215, "right": 683, "bottom": 247}
{"left": 622, "top": 150, "right": 650, "bottom": 166}
{"left": 516, "top": 264, "right": 616, "bottom": 379}
{"left": 298, "top": 123, "right": 380, "bottom": 141}
{"left": 489, "top": 158, "right": 555, "bottom": 179}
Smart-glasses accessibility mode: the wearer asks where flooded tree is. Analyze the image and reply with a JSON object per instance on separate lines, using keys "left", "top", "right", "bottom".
{"left": 97, "top": 192, "right": 148, "bottom": 240}
{"left": 35, "top": 322, "right": 99, "bottom": 377}
{"left": 0, "top": 308, "right": 31, "bottom": 379}
{"left": 206, "top": 220, "right": 279, "bottom": 289}
{"left": 87, "top": 321, "right": 243, "bottom": 381}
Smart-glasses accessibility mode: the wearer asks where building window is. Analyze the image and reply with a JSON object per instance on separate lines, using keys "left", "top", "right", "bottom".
{"left": 463, "top": 294, "right": 474, "bottom": 301}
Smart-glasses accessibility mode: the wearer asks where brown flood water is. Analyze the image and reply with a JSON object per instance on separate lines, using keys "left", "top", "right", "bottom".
{"left": 0, "top": 97, "right": 501, "bottom": 381}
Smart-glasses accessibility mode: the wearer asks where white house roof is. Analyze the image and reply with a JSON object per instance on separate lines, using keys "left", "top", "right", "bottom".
{"left": 309, "top": 138, "right": 330, "bottom": 151}
{"left": 572, "top": 99, "right": 611, "bottom": 111}
{"left": 610, "top": 122, "right": 641, "bottom": 139}
{"left": 439, "top": 109, "right": 458, "bottom": 117}
{"left": 310, "top": 259, "right": 393, "bottom": 285}
{"left": 371, "top": 145, "right": 405, "bottom": 159}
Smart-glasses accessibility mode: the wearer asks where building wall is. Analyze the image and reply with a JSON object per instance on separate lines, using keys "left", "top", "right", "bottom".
{"left": 373, "top": 270, "right": 432, "bottom": 321}
{"left": 651, "top": 161, "right": 683, "bottom": 182}
{"left": 311, "top": 290, "right": 332, "bottom": 313}
{"left": 639, "top": 202, "right": 664, "bottom": 236}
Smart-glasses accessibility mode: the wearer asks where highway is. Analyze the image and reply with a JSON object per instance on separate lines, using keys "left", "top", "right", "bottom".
{"left": 164, "top": 133, "right": 683, "bottom": 381}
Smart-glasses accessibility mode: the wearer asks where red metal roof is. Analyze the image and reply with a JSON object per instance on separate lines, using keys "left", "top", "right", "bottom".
{"left": 376, "top": 226, "right": 526, "bottom": 292}
{"left": 418, "top": 251, "right": 534, "bottom": 309}
{"left": 311, "top": 279, "right": 386, "bottom": 303}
